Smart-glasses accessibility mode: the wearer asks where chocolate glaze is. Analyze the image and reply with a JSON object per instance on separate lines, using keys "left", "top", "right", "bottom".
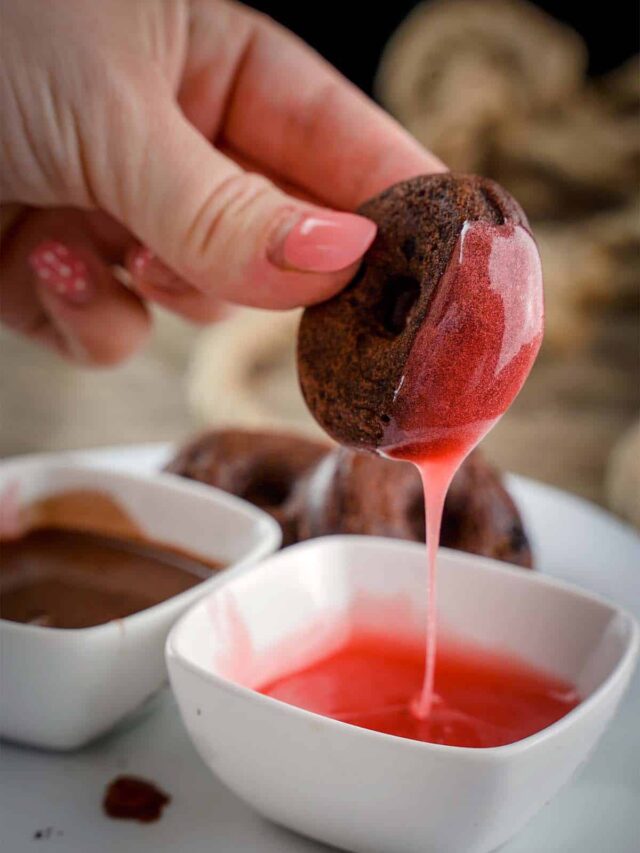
{"left": 103, "top": 776, "right": 170, "bottom": 823}
{"left": 24, "top": 489, "right": 143, "bottom": 540}
{"left": 0, "top": 527, "right": 222, "bottom": 629}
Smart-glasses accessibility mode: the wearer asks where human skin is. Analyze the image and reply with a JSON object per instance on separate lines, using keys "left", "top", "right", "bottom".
{"left": 0, "top": 0, "right": 443, "bottom": 365}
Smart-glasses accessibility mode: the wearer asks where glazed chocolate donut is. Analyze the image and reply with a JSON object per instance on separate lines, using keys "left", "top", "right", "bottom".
{"left": 165, "top": 429, "right": 329, "bottom": 546}
{"left": 298, "top": 447, "right": 532, "bottom": 567}
{"left": 297, "top": 173, "right": 532, "bottom": 452}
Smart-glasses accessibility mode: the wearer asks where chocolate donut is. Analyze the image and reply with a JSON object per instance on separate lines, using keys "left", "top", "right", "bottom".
{"left": 165, "top": 429, "right": 329, "bottom": 546}
{"left": 167, "top": 428, "right": 532, "bottom": 567}
{"left": 441, "top": 451, "right": 532, "bottom": 567}
{"left": 297, "top": 173, "right": 532, "bottom": 452}
{"left": 299, "top": 447, "right": 532, "bottom": 567}
{"left": 298, "top": 448, "right": 423, "bottom": 543}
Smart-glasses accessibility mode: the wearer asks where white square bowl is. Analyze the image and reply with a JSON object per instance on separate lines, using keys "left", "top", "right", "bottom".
{"left": 0, "top": 459, "right": 281, "bottom": 750}
{"left": 166, "top": 536, "right": 639, "bottom": 853}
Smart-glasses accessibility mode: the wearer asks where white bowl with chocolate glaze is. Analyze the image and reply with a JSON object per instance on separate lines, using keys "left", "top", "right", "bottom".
{"left": 167, "top": 536, "right": 639, "bottom": 853}
{"left": 0, "top": 458, "right": 281, "bottom": 750}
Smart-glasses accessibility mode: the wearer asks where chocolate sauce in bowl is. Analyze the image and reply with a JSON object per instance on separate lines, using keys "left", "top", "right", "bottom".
{"left": 0, "top": 490, "right": 223, "bottom": 629}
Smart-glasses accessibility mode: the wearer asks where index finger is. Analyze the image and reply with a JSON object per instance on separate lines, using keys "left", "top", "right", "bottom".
{"left": 192, "top": 5, "right": 445, "bottom": 210}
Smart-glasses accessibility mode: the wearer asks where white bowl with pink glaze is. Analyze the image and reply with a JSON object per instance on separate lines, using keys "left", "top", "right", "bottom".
{"left": 166, "top": 536, "right": 639, "bottom": 853}
{"left": 0, "top": 458, "right": 281, "bottom": 750}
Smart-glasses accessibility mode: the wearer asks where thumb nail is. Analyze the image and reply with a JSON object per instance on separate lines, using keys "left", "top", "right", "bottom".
{"left": 271, "top": 211, "right": 376, "bottom": 273}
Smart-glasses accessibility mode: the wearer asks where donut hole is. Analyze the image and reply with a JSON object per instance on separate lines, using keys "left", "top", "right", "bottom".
{"left": 240, "top": 467, "right": 292, "bottom": 510}
{"left": 508, "top": 521, "right": 529, "bottom": 553}
{"left": 407, "top": 491, "right": 426, "bottom": 542}
{"left": 376, "top": 276, "right": 420, "bottom": 336}
{"left": 440, "top": 502, "right": 467, "bottom": 550}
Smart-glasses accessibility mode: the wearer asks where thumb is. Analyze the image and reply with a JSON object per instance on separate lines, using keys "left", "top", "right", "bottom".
{"left": 106, "top": 97, "right": 376, "bottom": 310}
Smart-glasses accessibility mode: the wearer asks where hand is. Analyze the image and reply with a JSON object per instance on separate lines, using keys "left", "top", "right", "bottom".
{"left": 0, "top": 0, "right": 443, "bottom": 365}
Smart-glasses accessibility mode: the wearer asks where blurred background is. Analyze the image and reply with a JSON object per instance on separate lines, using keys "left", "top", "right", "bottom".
{"left": 1, "top": 0, "right": 638, "bottom": 526}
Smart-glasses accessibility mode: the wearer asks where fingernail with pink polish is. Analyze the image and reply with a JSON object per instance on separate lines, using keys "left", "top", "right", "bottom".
{"left": 127, "top": 247, "right": 187, "bottom": 293}
{"left": 29, "top": 241, "right": 93, "bottom": 305}
{"left": 275, "top": 212, "right": 377, "bottom": 273}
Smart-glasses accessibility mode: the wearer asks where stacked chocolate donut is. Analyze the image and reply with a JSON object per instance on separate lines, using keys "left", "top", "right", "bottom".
{"left": 166, "top": 428, "right": 532, "bottom": 567}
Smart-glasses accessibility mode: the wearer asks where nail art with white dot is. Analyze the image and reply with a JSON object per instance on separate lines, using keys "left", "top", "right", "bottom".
{"left": 29, "top": 241, "right": 94, "bottom": 305}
